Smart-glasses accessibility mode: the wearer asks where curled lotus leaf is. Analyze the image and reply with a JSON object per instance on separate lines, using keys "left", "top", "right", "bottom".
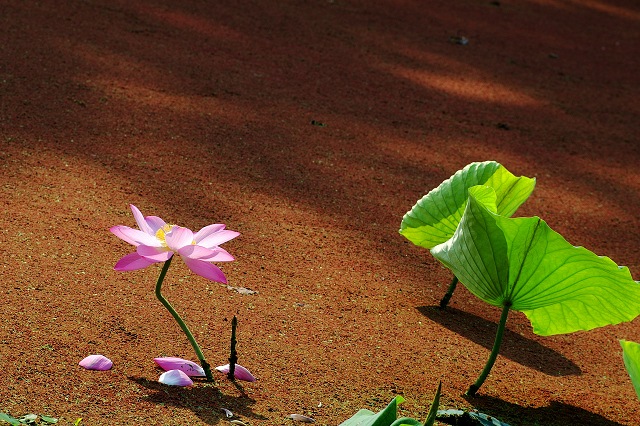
{"left": 400, "top": 161, "right": 535, "bottom": 249}
{"left": 431, "top": 186, "right": 640, "bottom": 336}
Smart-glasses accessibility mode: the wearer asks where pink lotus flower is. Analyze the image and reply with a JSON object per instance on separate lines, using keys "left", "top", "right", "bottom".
{"left": 158, "top": 369, "right": 193, "bottom": 386}
{"left": 154, "top": 357, "right": 205, "bottom": 377}
{"left": 215, "top": 363, "right": 257, "bottom": 382}
{"left": 110, "top": 205, "right": 239, "bottom": 283}
{"left": 79, "top": 354, "right": 113, "bottom": 371}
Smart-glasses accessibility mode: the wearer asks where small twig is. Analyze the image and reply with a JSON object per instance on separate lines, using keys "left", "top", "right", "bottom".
{"left": 228, "top": 315, "right": 238, "bottom": 380}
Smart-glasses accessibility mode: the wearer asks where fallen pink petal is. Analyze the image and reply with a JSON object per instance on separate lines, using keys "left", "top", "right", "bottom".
{"left": 158, "top": 369, "right": 194, "bottom": 386}
{"left": 79, "top": 354, "right": 113, "bottom": 371}
{"left": 110, "top": 204, "right": 239, "bottom": 283}
{"left": 215, "top": 363, "right": 257, "bottom": 382}
{"left": 154, "top": 357, "right": 205, "bottom": 377}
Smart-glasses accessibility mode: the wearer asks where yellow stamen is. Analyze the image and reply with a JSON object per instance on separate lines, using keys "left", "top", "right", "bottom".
{"left": 155, "top": 224, "right": 175, "bottom": 247}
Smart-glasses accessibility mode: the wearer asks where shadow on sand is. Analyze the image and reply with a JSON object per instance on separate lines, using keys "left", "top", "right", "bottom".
{"left": 418, "top": 306, "right": 581, "bottom": 376}
{"left": 130, "top": 375, "right": 268, "bottom": 425}
{"left": 464, "top": 394, "right": 625, "bottom": 426}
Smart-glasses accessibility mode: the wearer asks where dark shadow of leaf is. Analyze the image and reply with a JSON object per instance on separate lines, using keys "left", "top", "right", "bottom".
{"left": 417, "top": 306, "right": 581, "bottom": 376}
{"left": 464, "top": 394, "right": 625, "bottom": 426}
{"left": 129, "top": 376, "right": 268, "bottom": 425}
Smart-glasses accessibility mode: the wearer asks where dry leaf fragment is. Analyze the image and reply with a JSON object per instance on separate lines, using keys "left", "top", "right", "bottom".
{"left": 226, "top": 285, "right": 258, "bottom": 295}
{"left": 287, "top": 414, "right": 316, "bottom": 423}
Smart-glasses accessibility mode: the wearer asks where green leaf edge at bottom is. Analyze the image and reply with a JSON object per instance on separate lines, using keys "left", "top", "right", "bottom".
{"left": 621, "top": 339, "right": 640, "bottom": 401}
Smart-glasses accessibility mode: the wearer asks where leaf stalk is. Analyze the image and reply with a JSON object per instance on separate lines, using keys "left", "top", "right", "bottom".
{"left": 439, "top": 275, "right": 459, "bottom": 309}
{"left": 466, "top": 302, "right": 511, "bottom": 396}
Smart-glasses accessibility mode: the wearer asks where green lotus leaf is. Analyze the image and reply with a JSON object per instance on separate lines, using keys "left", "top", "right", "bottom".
{"left": 390, "top": 419, "right": 422, "bottom": 426}
{"left": 399, "top": 161, "right": 535, "bottom": 249}
{"left": 621, "top": 339, "right": 640, "bottom": 401}
{"left": 423, "top": 381, "right": 441, "bottom": 426}
{"left": 0, "top": 413, "right": 21, "bottom": 426}
{"left": 338, "top": 396, "right": 404, "bottom": 426}
{"left": 338, "top": 383, "right": 442, "bottom": 426}
{"left": 431, "top": 186, "right": 640, "bottom": 336}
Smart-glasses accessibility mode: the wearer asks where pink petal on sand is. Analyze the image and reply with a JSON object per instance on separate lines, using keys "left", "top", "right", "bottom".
{"left": 154, "top": 357, "right": 205, "bottom": 377}
{"left": 158, "top": 369, "right": 193, "bottom": 386}
{"left": 215, "top": 364, "right": 257, "bottom": 382}
{"left": 79, "top": 355, "right": 113, "bottom": 371}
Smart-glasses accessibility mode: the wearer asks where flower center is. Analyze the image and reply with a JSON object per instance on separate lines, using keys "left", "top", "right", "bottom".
{"left": 155, "top": 224, "right": 175, "bottom": 247}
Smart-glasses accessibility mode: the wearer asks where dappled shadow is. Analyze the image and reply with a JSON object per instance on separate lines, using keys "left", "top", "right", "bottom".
{"left": 464, "top": 394, "right": 625, "bottom": 426}
{"left": 2, "top": 0, "right": 640, "bottom": 293}
{"left": 3, "top": 0, "right": 640, "bottom": 247}
{"left": 1, "top": 0, "right": 639, "bottom": 424}
{"left": 129, "top": 375, "right": 267, "bottom": 425}
{"left": 418, "top": 306, "right": 581, "bottom": 376}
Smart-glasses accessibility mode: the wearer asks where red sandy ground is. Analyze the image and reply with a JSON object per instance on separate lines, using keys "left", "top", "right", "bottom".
{"left": 1, "top": 0, "right": 640, "bottom": 425}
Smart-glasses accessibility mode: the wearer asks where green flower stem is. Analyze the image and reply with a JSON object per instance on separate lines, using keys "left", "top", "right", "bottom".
{"left": 439, "top": 275, "right": 459, "bottom": 309}
{"left": 155, "top": 256, "right": 214, "bottom": 381}
{"left": 466, "top": 302, "right": 511, "bottom": 396}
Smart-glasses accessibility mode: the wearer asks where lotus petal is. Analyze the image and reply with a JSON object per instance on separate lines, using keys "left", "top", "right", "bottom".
{"left": 178, "top": 245, "right": 222, "bottom": 260}
{"left": 130, "top": 204, "right": 154, "bottom": 235}
{"left": 165, "top": 226, "right": 195, "bottom": 251}
{"left": 110, "top": 225, "right": 160, "bottom": 247}
{"left": 215, "top": 363, "right": 257, "bottom": 382}
{"left": 154, "top": 357, "right": 205, "bottom": 377}
{"left": 182, "top": 257, "right": 228, "bottom": 283}
{"left": 137, "top": 245, "right": 173, "bottom": 261}
{"left": 194, "top": 223, "right": 227, "bottom": 242}
{"left": 197, "top": 229, "right": 241, "bottom": 249}
{"left": 79, "top": 354, "right": 113, "bottom": 371}
{"left": 144, "top": 215, "right": 167, "bottom": 233}
{"left": 113, "top": 252, "right": 158, "bottom": 271}
{"left": 158, "top": 369, "right": 193, "bottom": 386}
